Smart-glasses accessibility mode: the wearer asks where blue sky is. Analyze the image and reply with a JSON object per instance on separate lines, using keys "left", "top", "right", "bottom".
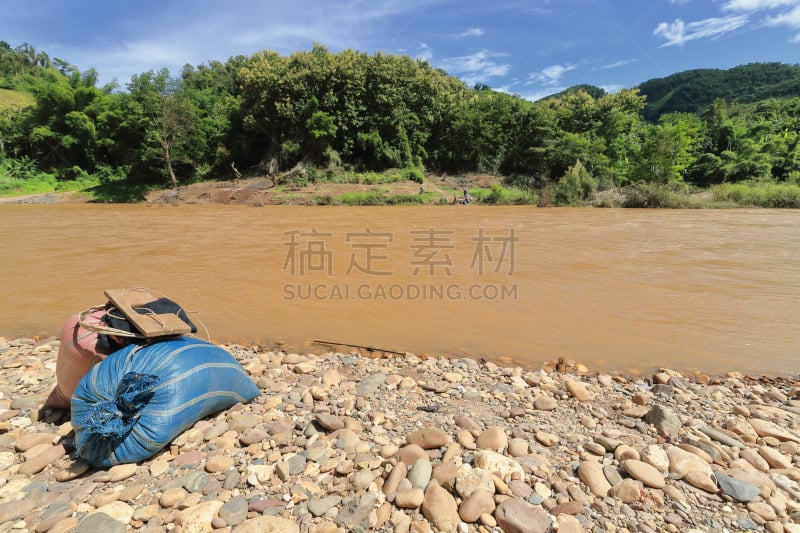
{"left": 2, "top": 0, "right": 799, "bottom": 100}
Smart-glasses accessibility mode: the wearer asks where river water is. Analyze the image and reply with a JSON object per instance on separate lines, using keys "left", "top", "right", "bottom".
{"left": 1, "top": 204, "right": 798, "bottom": 376}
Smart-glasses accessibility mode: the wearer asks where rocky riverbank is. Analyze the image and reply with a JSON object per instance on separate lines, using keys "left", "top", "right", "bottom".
{"left": 1, "top": 335, "right": 800, "bottom": 533}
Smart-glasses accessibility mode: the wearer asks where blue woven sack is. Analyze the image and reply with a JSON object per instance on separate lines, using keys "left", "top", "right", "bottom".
{"left": 71, "top": 336, "right": 260, "bottom": 467}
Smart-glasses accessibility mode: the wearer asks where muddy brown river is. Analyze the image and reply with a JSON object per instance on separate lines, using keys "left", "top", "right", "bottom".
{"left": 1, "top": 204, "right": 797, "bottom": 376}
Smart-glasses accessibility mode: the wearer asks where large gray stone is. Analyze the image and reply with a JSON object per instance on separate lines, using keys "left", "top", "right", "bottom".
{"left": 645, "top": 405, "right": 682, "bottom": 436}
{"left": 75, "top": 513, "right": 126, "bottom": 533}
{"left": 219, "top": 496, "right": 249, "bottom": 526}
{"left": 715, "top": 472, "right": 761, "bottom": 502}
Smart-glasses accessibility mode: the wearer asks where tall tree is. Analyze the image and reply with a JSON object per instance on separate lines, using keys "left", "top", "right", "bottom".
{"left": 631, "top": 113, "right": 703, "bottom": 184}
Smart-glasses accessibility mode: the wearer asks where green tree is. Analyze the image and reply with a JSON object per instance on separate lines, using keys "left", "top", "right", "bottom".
{"left": 631, "top": 113, "right": 703, "bottom": 184}
{"left": 13, "top": 65, "right": 116, "bottom": 176}
{"left": 120, "top": 68, "right": 202, "bottom": 187}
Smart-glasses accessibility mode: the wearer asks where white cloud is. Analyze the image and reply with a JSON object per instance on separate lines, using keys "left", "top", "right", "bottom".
{"left": 436, "top": 50, "right": 511, "bottom": 86}
{"left": 42, "top": 0, "right": 449, "bottom": 85}
{"left": 722, "top": 0, "right": 800, "bottom": 12}
{"left": 519, "top": 87, "right": 566, "bottom": 102}
{"left": 599, "top": 59, "right": 638, "bottom": 70}
{"left": 657, "top": 0, "right": 800, "bottom": 47}
{"left": 416, "top": 42, "right": 433, "bottom": 62}
{"left": 528, "top": 63, "right": 576, "bottom": 86}
{"left": 600, "top": 84, "right": 624, "bottom": 94}
{"left": 458, "top": 28, "right": 485, "bottom": 38}
{"left": 653, "top": 15, "right": 749, "bottom": 46}
{"left": 765, "top": 4, "right": 800, "bottom": 27}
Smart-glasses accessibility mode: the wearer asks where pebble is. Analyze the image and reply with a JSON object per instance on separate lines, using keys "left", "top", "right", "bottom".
{"left": 56, "top": 460, "right": 90, "bottom": 481}
{"left": 182, "top": 470, "right": 209, "bottom": 493}
{"left": 395, "top": 487, "right": 425, "bottom": 508}
{"left": 90, "top": 501, "right": 133, "bottom": 525}
{"left": 534, "top": 396, "right": 557, "bottom": 411}
{"left": 407, "top": 427, "right": 449, "bottom": 449}
{"left": 176, "top": 500, "right": 224, "bottom": 532}
{"left": 495, "top": 498, "right": 550, "bottom": 533}
{"left": 232, "top": 515, "right": 300, "bottom": 532}
{"left": 315, "top": 413, "right": 345, "bottom": 431}
{"left": 475, "top": 427, "right": 508, "bottom": 452}
{"left": 408, "top": 457, "right": 433, "bottom": 489}
{"left": 34, "top": 502, "right": 72, "bottom": 533}
{"left": 535, "top": 431, "right": 559, "bottom": 447}
{"left": 106, "top": 463, "right": 137, "bottom": 482}
{"left": 645, "top": 405, "right": 682, "bottom": 436}
{"left": 622, "top": 459, "right": 666, "bottom": 488}
{"left": 75, "top": 513, "right": 126, "bottom": 533}
{"left": 458, "top": 488, "right": 495, "bottom": 522}
{"left": 2, "top": 336, "right": 799, "bottom": 533}
{"left": 609, "top": 478, "right": 643, "bottom": 503}
{"left": 149, "top": 460, "right": 170, "bottom": 477}
{"left": 749, "top": 418, "right": 800, "bottom": 443}
{"left": 18, "top": 444, "right": 65, "bottom": 475}
{"left": 160, "top": 487, "right": 188, "bottom": 508}
{"left": 603, "top": 464, "right": 624, "bottom": 487}
{"left": 421, "top": 480, "right": 460, "bottom": 532}
{"left": 565, "top": 380, "right": 591, "bottom": 402}
{"left": 748, "top": 501, "right": 778, "bottom": 521}
{"left": 640, "top": 444, "right": 670, "bottom": 472}
{"left": 383, "top": 461, "right": 408, "bottom": 498}
{"left": 507, "top": 438, "right": 528, "bottom": 457}
{"left": 308, "top": 495, "right": 343, "bottom": 516}
{"left": 667, "top": 445, "right": 713, "bottom": 478}
{"left": 455, "top": 463, "right": 494, "bottom": 498}
{"left": 15, "top": 432, "right": 57, "bottom": 452}
{"left": 473, "top": 450, "right": 524, "bottom": 479}
{"left": 759, "top": 446, "right": 793, "bottom": 469}
{"left": 578, "top": 460, "right": 611, "bottom": 497}
{"left": 206, "top": 454, "right": 235, "bottom": 472}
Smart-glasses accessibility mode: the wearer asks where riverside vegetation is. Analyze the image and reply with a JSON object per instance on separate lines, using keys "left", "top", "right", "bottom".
{"left": 2, "top": 334, "right": 800, "bottom": 532}
{"left": 2, "top": 42, "right": 800, "bottom": 207}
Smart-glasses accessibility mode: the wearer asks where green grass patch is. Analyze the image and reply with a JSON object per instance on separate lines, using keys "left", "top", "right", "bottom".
{"left": 0, "top": 158, "right": 56, "bottom": 196}
{"left": 470, "top": 184, "right": 537, "bottom": 205}
{"left": 0, "top": 88, "right": 34, "bottom": 110}
{"left": 711, "top": 182, "right": 800, "bottom": 208}
{"left": 385, "top": 193, "right": 427, "bottom": 205}
{"left": 331, "top": 168, "right": 422, "bottom": 185}
{"left": 0, "top": 173, "right": 57, "bottom": 196}
{"left": 337, "top": 190, "right": 387, "bottom": 205}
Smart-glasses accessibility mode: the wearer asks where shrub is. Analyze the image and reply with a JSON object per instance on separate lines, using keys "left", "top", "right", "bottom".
{"left": 315, "top": 193, "right": 334, "bottom": 205}
{"left": 332, "top": 171, "right": 361, "bottom": 184}
{"left": 554, "top": 160, "right": 598, "bottom": 205}
{"left": 621, "top": 182, "right": 696, "bottom": 208}
{"left": 400, "top": 166, "right": 425, "bottom": 184}
{"left": 472, "top": 184, "right": 537, "bottom": 205}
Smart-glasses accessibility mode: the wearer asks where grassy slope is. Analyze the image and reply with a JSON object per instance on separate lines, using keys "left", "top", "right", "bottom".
{"left": 0, "top": 88, "right": 34, "bottom": 110}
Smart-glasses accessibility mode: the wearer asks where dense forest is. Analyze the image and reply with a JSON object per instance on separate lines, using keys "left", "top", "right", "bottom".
{"left": 638, "top": 62, "right": 800, "bottom": 121}
{"left": 1, "top": 40, "right": 799, "bottom": 206}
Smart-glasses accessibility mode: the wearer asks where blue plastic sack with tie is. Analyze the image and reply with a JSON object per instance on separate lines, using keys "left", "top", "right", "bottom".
{"left": 71, "top": 336, "right": 260, "bottom": 467}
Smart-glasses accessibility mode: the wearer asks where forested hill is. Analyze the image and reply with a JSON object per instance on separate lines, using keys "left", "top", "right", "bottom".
{"left": 3, "top": 40, "right": 800, "bottom": 205}
{"left": 638, "top": 62, "right": 800, "bottom": 121}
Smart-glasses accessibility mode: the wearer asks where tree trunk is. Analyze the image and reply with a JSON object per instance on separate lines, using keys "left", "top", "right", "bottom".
{"left": 164, "top": 141, "right": 177, "bottom": 189}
